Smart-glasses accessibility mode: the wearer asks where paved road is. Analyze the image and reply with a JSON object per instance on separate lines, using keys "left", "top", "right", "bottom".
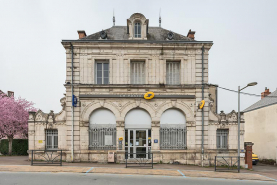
{"left": 0, "top": 172, "right": 275, "bottom": 185}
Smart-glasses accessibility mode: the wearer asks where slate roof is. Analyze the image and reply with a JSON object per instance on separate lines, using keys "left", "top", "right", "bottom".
{"left": 81, "top": 26, "right": 193, "bottom": 41}
{"left": 243, "top": 89, "right": 277, "bottom": 113}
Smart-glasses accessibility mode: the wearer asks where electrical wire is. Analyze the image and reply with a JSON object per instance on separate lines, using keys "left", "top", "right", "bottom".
{"left": 218, "top": 86, "right": 277, "bottom": 98}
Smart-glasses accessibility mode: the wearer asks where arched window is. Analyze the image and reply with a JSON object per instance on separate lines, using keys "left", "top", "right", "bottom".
{"left": 89, "top": 109, "right": 116, "bottom": 126}
{"left": 160, "top": 109, "right": 187, "bottom": 150}
{"left": 125, "top": 109, "right": 151, "bottom": 129}
{"left": 160, "top": 109, "right": 186, "bottom": 126}
{"left": 89, "top": 109, "right": 116, "bottom": 150}
{"left": 134, "top": 22, "right": 141, "bottom": 38}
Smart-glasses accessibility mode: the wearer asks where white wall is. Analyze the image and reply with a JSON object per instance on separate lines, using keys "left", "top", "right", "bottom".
{"left": 244, "top": 104, "right": 277, "bottom": 160}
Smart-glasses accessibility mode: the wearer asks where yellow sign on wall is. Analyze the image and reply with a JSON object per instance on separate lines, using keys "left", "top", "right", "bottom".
{"left": 118, "top": 137, "right": 123, "bottom": 141}
{"left": 38, "top": 140, "right": 43, "bottom": 143}
{"left": 198, "top": 100, "right": 205, "bottom": 109}
{"left": 144, "top": 92, "right": 155, "bottom": 100}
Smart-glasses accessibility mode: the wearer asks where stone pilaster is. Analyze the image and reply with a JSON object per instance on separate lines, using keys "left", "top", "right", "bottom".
{"left": 151, "top": 121, "right": 160, "bottom": 150}
{"left": 116, "top": 121, "right": 125, "bottom": 150}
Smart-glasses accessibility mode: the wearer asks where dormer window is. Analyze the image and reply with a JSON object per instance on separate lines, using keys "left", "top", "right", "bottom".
{"left": 127, "top": 13, "right": 148, "bottom": 40}
{"left": 134, "top": 22, "right": 141, "bottom": 38}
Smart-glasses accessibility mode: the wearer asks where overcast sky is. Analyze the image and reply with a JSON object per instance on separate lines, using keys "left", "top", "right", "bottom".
{"left": 1, "top": 0, "right": 276, "bottom": 114}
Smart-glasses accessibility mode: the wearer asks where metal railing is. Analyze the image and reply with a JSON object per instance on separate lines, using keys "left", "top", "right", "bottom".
{"left": 125, "top": 153, "right": 153, "bottom": 169}
{"left": 160, "top": 125, "right": 186, "bottom": 149}
{"left": 31, "top": 150, "right": 62, "bottom": 166}
{"left": 214, "top": 156, "right": 239, "bottom": 172}
{"left": 89, "top": 125, "right": 116, "bottom": 150}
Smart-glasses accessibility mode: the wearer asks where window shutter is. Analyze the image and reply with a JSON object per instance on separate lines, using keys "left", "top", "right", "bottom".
{"left": 166, "top": 62, "right": 180, "bottom": 85}
{"left": 131, "top": 61, "right": 145, "bottom": 84}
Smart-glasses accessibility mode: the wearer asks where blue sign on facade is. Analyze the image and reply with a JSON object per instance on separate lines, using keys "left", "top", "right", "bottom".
{"left": 154, "top": 139, "right": 158, "bottom": 143}
{"left": 72, "top": 95, "right": 78, "bottom": 107}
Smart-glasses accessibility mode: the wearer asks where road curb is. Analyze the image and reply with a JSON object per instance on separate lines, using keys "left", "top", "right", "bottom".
{"left": 0, "top": 165, "right": 275, "bottom": 182}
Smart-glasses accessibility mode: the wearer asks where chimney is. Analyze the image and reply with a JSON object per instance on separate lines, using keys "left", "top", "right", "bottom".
{"left": 187, "top": 29, "right": 196, "bottom": 40}
{"left": 261, "top": 87, "right": 271, "bottom": 99}
{"left": 7, "top": 91, "right": 14, "bottom": 97}
{"left": 77, "top": 30, "right": 87, "bottom": 39}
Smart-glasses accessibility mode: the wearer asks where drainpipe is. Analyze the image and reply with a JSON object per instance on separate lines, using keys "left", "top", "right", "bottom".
{"left": 201, "top": 45, "right": 204, "bottom": 166}
{"left": 70, "top": 43, "right": 74, "bottom": 162}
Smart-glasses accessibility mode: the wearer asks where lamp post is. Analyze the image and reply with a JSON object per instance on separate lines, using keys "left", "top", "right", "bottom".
{"left": 238, "top": 82, "right": 257, "bottom": 172}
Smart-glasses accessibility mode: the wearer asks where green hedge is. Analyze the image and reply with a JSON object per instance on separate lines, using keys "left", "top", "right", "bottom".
{"left": 0, "top": 139, "right": 28, "bottom": 155}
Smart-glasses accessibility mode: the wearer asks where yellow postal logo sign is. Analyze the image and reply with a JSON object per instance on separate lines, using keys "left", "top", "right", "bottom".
{"left": 144, "top": 92, "right": 155, "bottom": 100}
{"left": 198, "top": 100, "right": 205, "bottom": 109}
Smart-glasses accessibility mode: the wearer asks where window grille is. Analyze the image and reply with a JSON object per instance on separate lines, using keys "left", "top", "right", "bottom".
{"left": 89, "top": 125, "right": 116, "bottom": 150}
{"left": 96, "top": 61, "right": 109, "bottom": 84}
{"left": 166, "top": 62, "right": 180, "bottom": 85}
{"left": 134, "top": 22, "right": 141, "bottom": 38}
{"left": 46, "top": 129, "right": 58, "bottom": 149}
{"left": 216, "top": 129, "right": 228, "bottom": 149}
{"left": 160, "top": 125, "right": 186, "bottom": 149}
{"left": 131, "top": 61, "right": 145, "bottom": 84}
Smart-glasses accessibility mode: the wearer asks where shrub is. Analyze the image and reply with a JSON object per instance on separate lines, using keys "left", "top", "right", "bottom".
{"left": 260, "top": 159, "right": 276, "bottom": 165}
{"left": 0, "top": 139, "right": 28, "bottom": 155}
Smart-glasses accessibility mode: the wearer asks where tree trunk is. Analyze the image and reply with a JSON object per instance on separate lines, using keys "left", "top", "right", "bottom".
{"left": 8, "top": 136, "right": 13, "bottom": 156}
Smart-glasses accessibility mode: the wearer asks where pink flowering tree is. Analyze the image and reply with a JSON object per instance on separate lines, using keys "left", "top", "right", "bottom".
{"left": 0, "top": 96, "right": 36, "bottom": 155}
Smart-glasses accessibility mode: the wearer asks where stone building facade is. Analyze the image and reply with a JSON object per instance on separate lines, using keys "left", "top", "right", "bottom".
{"left": 28, "top": 13, "right": 244, "bottom": 166}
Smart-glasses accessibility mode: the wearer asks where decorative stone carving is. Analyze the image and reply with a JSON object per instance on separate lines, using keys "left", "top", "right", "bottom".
{"left": 80, "top": 121, "right": 89, "bottom": 127}
{"left": 186, "top": 121, "right": 196, "bottom": 127}
{"left": 136, "top": 99, "right": 141, "bottom": 107}
{"left": 219, "top": 111, "right": 227, "bottom": 123}
{"left": 60, "top": 96, "right": 66, "bottom": 111}
{"left": 99, "top": 99, "right": 105, "bottom": 107}
{"left": 171, "top": 100, "right": 177, "bottom": 107}
{"left": 28, "top": 114, "right": 34, "bottom": 121}
{"left": 47, "top": 110, "right": 55, "bottom": 122}
{"left": 151, "top": 121, "right": 160, "bottom": 127}
{"left": 240, "top": 130, "right": 245, "bottom": 135}
{"left": 82, "top": 102, "right": 87, "bottom": 107}
{"left": 35, "top": 113, "right": 43, "bottom": 121}
{"left": 28, "top": 130, "right": 35, "bottom": 136}
{"left": 116, "top": 121, "right": 124, "bottom": 127}
{"left": 227, "top": 110, "right": 237, "bottom": 122}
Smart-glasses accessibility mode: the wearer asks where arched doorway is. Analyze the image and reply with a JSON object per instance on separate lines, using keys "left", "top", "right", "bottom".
{"left": 125, "top": 109, "right": 151, "bottom": 158}
{"left": 89, "top": 109, "right": 116, "bottom": 150}
{"left": 160, "top": 109, "right": 186, "bottom": 149}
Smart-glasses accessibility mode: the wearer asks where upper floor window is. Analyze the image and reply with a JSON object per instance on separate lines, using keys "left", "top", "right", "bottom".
{"left": 166, "top": 61, "right": 180, "bottom": 85}
{"left": 131, "top": 61, "right": 145, "bottom": 84}
{"left": 46, "top": 129, "right": 58, "bottom": 149}
{"left": 216, "top": 129, "right": 228, "bottom": 149}
{"left": 134, "top": 22, "right": 141, "bottom": 38}
{"left": 96, "top": 61, "right": 109, "bottom": 84}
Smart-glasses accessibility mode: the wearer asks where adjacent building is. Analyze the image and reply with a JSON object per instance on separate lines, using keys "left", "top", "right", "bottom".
{"left": 28, "top": 13, "right": 244, "bottom": 166}
{"left": 244, "top": 88, "right": 277, "bottom": 160}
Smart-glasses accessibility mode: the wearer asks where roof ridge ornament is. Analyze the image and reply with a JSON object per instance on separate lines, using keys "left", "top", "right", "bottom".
{"left": 113, "top": 9, "right": 115, "bottom": 26}
{"left": 159, "top": 8, "right": 161, "bottom": 27}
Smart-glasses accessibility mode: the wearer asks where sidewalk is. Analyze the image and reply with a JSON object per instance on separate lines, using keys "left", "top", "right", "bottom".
{"left": 0, "top": 156, "right": 276, "bottom": 182}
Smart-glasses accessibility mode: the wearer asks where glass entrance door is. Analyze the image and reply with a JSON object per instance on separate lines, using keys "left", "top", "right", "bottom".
{"left": 125, "top": 129, "right": 151, "bottom": 159}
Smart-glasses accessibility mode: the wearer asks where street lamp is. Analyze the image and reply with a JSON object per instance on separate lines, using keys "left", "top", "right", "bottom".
{"left": 238, "top": 82, "right": 257, "bottom": 172}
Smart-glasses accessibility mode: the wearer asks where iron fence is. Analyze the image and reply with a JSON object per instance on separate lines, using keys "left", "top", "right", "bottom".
{"left": 160, "top": 125, "right": 186, "bottom": 149}
{"left": 89, "top": 125, "right": 116, "bottom": 150}
{"left": 31, "top": 150, "right": 62, "bottom": 166}
{"left": 214, "top": 156, "right": 239, "bottom": 172}
{"left": 125, "top": 153, "right": 153, "bottom": 168}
